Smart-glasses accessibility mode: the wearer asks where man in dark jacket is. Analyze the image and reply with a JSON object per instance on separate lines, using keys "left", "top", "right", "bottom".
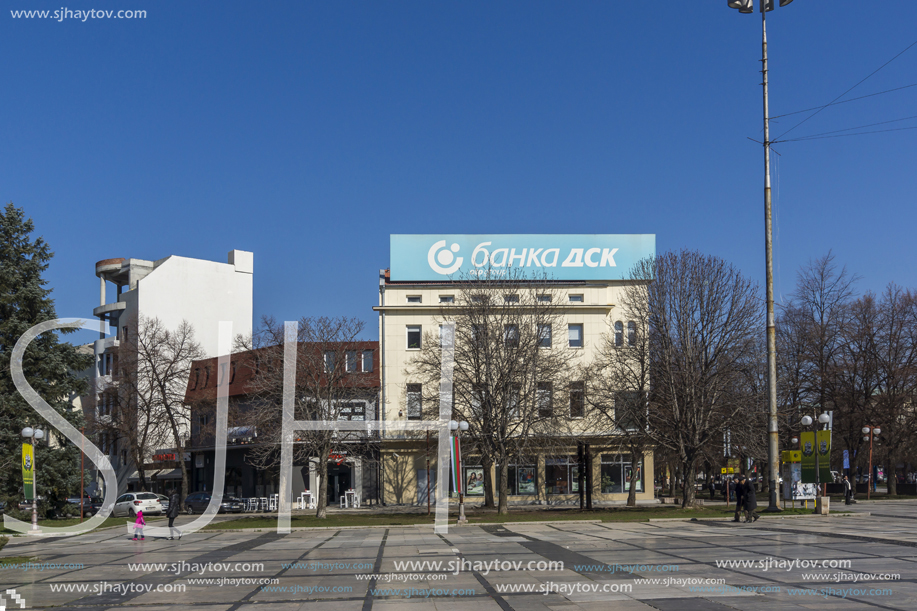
{"left": 167, "top": 488, "right": 182, "bottom": 540}
{"left": 844, "top": 475, "right": 853, "bottom": 505}
{"left": 742, "top": 476, "right": 759, "bottom": 523}
{"left": 733, "top": 476, "right": 746, "bottom": 522}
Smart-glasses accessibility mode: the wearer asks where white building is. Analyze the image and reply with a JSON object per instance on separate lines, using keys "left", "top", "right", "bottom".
{"left": 88, "top": 250, "right": 253, "bottom": 492}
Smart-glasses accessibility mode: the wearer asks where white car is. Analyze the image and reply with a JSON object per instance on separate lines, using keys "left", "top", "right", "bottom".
{"left": 112, "top": 492, "right": 163, "bottom": 517}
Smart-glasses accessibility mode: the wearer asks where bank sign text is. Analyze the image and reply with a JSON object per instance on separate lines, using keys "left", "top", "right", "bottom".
{"left": 390, "top": 234, "right": 656, "bottom": 281}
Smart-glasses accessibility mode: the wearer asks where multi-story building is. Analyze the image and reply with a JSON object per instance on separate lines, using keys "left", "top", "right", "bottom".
{"left": 377, "top": 235, "right": 656, "bottom": 505}
{"left": 185, "top": 342, "right": 381, "bottom": 504}
{"left": 86, "top": 250, "right": 254, "bottom": 494}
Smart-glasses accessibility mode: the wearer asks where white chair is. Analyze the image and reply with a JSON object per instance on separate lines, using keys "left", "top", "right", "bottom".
{"left": 259, "top": 497, "right": 268, "bottom": 512}
{"left": 352, "top": 492, "right": 360, "bottom": 508}
{"left": 269, "top": 494, "right": 278, "bottom": 511}
{"left": 339, "top": 495, "right": 347, "bottom": 508}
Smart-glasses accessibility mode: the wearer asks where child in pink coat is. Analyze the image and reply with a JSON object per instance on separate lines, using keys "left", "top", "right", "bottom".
{"left": 133, "top": 510, "right": 146, "bottom": 541}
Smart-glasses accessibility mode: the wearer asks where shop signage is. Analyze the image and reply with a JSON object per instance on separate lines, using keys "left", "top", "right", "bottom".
{"left": 391, "top": 234, "right": 656, "bottom": 281}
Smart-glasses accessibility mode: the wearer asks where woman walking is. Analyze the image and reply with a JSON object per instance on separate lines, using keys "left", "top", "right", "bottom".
{"left": 167, "top": 488, "right": 182, "bottom": 540}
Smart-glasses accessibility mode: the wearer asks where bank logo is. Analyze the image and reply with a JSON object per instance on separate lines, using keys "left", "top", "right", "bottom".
{"left": 1, "top": 588, "right": 26, "bottom": 610}
{"left": 427, "top": 240, "right": 462, "bottom": 275}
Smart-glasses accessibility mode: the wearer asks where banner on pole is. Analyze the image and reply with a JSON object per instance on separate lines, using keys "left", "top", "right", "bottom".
{"left": 450, "top": 436, "right": 462, "bottom": 495}
{"left": 800, "top": 431, "right": 816, "bottom": 483}
{"left": 817, "top": 430, "right": 832, "bottom": 483}
{"left": 22, "top": 442, "right": 34, "bottom": 500}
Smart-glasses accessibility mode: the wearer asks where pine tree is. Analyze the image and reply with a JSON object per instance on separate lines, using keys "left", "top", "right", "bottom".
{"left": 0, "top": 203, "right": 93, "bottom": 513}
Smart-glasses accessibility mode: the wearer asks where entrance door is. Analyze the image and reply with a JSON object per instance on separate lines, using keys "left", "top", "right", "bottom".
{"left": 327, "top": 463, "right": 351, "bottom": 505}
{"left": 417, "top": 469, "right": 437, "bottom": 505}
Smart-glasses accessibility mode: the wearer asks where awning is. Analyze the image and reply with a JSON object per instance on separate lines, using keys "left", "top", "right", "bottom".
{"left": 156, "top": 468, "right": 183, "bottom": 480}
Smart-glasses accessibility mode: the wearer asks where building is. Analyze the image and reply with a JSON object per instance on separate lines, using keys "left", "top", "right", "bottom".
{"left": 377, "top": 234, "right": 656, "bottom": 505}
{"left": 85, "top": 249, "right": 254, "bottom": 494}
{"left": 185, "top": 342, "right": 381, "bottom": 504}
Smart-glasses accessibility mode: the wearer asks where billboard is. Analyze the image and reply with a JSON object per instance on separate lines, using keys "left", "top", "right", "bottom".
{"left": 390, "top": 234, "right": 656, "bottom": 281}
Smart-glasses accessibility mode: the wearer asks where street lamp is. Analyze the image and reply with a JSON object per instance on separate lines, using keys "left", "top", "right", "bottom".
{"left": 449, "top": 420, "right": 469, "bottom": 525}
{"left": 728, "top": 0, "right": 799, "bottom": 514}
{"left": 21, "top": 426, "right": 45, "bottom": 534}
{"left": 800, "top": 412, "right": 829, "bottom": 510}
{"left": 862, "top": 426, "right": 881, "bottom": 500}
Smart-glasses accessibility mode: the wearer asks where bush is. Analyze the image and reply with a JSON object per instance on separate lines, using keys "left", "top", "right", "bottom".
{"left": 0, "top": 536, "right": 7, "bottom": 552}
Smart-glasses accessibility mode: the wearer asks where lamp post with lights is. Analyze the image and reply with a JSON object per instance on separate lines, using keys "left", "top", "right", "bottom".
{"left": 728, "top": 0, "right": 798, "bottom": 513}
{"left": 800, "top": 412, "right": 830, "bottom": 510}
{"left": 862, "top": 426, "right": 881, "bottom": 500}
{"left": 22, "top": 426, "right": 45, "bottom": 534}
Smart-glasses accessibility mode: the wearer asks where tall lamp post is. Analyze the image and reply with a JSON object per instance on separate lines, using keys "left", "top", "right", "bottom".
{"left": 22, "top": 426, "right": 45, "bottom": 534}
{"left": 801, "top": 413, "right": 830, "bottom": 507}
{"left": 862, "top": 426, "right": 881, "bottom": 500}
{"left": 449, "top": 419, "right": 469, "bottom": 525}
{"left": 727, "top": 0, "right": 798, "bottom": 512}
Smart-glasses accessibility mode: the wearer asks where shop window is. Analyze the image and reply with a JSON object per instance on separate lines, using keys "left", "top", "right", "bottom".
{"left": 495, "top": 465, "right": 537, "bottom": 495}
{"left": 601, "top": 454, "right": 643, "bottom": 493}
{"left": 546, "top": 457, "right": 580, "bottom": 494}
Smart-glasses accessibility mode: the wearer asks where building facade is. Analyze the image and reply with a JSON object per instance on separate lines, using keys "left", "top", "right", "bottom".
{"left": 377, "top": 235, "right": 656, "bottom": 505}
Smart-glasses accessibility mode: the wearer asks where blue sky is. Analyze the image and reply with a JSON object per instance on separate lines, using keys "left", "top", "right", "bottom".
{"left": 4, "top": 1, "right": 916, "bottom": 341}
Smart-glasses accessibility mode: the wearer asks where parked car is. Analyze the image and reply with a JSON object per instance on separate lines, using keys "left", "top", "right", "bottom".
{"left": 18, "top": 498, "right": 44, "bottom": 511}
{"left": 66, "top": 494, "right": 101, "bottom": 516}
{"left": 183, "top": 493, "right": 244, "bottom": 514}
{"left": 112, "top": 492, "right": 163, "bottom": 517}
{"left": 157, "top": 494, "right": 170, "bottom": 514}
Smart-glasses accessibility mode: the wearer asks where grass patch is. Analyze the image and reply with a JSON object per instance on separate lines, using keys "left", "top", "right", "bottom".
{"left": 202, "top": 505, "right": 830, "bottom": 530}
{"left": 1, "top": 515, "right": 164, "bottom": 534}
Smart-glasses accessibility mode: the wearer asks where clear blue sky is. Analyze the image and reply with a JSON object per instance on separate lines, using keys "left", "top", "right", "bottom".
{"left": 4, "top": 1, "right": 916, "bottom": 341}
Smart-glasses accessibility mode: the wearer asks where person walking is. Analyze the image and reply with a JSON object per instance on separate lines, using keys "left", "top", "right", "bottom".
{"left": 844, "top": 475, "right": 853, "bottom": 505}
{"left": 709, "top": 480, "right": 716, "bottom": 500}
{"left": 167, "top": 488, "right": 182, "bottom": 540}
{"left": 742, "top": 476, "right": 759, "bottom": 523}
{"left": 133, "top": 509, "right": 146, "bottom": 541}
{"left": 733, "top": 476, "right": 746, "bottom": 522}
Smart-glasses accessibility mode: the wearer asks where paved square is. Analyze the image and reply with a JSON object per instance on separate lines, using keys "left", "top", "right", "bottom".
{"left": 3, "top": 502, "right": 917, "bottom": 610}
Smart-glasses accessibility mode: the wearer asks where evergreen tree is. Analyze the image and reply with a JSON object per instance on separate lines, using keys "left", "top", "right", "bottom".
{"left": 0, "top": 203, "right": 92, "bottom": 513}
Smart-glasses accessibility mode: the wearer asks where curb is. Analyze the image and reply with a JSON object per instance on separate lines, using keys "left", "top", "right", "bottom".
{"left": 202, "top": 518, "right": 606, "bottom": 532}
{"left": 648, "top": 512, "right": 869, "bottom": 522}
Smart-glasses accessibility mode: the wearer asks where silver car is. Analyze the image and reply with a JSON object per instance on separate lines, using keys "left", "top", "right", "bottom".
{"left": 112, "top": 492, "right": 163, "bottom": 517}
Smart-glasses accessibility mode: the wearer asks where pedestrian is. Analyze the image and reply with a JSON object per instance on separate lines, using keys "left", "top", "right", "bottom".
{"left": 722, "top": 477, "right": 729, "bottom": 505}
{"left": 133, "top": 509, "right": 146, "bottom": 541}
{"left": 733, "top": 476, "right": 746, "bottom": 522}
{"left": 844, "top": 475, "right": 853, "bottom": 505}
{"left": 742, "top": 476, "right": 759, "bottom": 523}
{"left": 167, "top": 488, "right": 182, "bottom": 540}
{"left": 709, "top": 480, "right": 716, "bottom": 500}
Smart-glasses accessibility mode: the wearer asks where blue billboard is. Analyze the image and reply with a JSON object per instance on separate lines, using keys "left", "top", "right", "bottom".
{"left": 390, "top": 234, "right": 655, "bottom": 281}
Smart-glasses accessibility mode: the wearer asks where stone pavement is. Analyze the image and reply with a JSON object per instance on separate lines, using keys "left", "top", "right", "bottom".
{"left": 2, "top": 501, "right": 917, "bottom": 610}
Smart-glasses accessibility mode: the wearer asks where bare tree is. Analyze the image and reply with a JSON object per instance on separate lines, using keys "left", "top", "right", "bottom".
{"left": 636, "top": 250, "right": 763, "bottom": 507}
{"left": 407, "top": 269, "right": 578, "bottom": 514}
{"left": 239, "top": 316, "right": 377, "bottom": 518}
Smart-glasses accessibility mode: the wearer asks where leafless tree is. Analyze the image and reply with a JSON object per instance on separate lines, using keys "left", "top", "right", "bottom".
{"left": 407, "top": 268, "right": 579, "bottom": 514}
{"left": 238, "top": 316, "right": 377, "bottom": 518}
{"left": 635, "top": 250, "right": 763, "bottom": 507}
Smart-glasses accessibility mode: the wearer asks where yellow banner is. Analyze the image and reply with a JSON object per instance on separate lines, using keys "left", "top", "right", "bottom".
{"left": 22, "top": 442, "right": 34, "bottom": 500}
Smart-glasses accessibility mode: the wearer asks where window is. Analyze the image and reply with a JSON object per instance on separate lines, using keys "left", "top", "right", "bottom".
{"left": 324, "top": 351, "right": 335, "bottom": 373}
{"left": 470, "top": 384, "right": 486, "bottom": 416}
{"left": 537, "top": 294, "right": 552, "bottom": 303}
{"left": 614, "top": 321, "right": 624, "bottom": 347}
{"left": 407, "top": 325, "right": 422, "bottom": 350}
{"left": 406, "top": 384, "right": 422, "bottom": 420}
{"left": 627, "top": 321, "right": 637, "bottom": 346}
{"left": 191, "top": 368, "right": 200, "bottom": 390}
{"left": 494, "top": 464, "right": 537, "bottom": 495}
{"left": 537, "top": 382, "right": 553, "bottom": 416}
{"left": 601, "top": 454, "right": 643, "bottom": 493}
{"left": 471, "top": 324, "right": 485, "bottom": 345}
{"left": 471, "top": 295, "right": 487, "bottom": 304}
{"left": 546, "top": 457, "right": 580, "bottom": 495}
{"left": 407, "top": 295, "right": 422, "bottom": 303}
{"left": 338, "top": 401, "right": 366, "bottom": 421}
{"left": 569, "top": 382, "right": 585, "bottom": 418}
{"left": 615, "top": 391, "right": 643, "bottom": 431}
{"left": 504, "top": 294, "right": 519, "bottom": 303}
{"left": 568, "top": 324, "right": 584, "bottom": 348}
{"left": 121, "top": 326, "right": 129, "bottom": 341}
{"left": 537, "top": 324, "right": 552, "bottom": 348}
{"left": 203, "top": 367, "right": 211, "bottom": 387}
{"left": 346, "top": 351, "right": 358, "bottom": 372}
{"left": 504, "top": 324, "right": 519, "bottom": 348}
{"left": 506, "top": 385, "right": 521, "bottom": 419}
{"left": 439, "top": 295, "right": 455, "bottom": 303}
{"left": 362, "top": 350, "right": 373, "bottom": 372}
{"left": 568, "top": 294, "right": 584, "bottom": 303}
